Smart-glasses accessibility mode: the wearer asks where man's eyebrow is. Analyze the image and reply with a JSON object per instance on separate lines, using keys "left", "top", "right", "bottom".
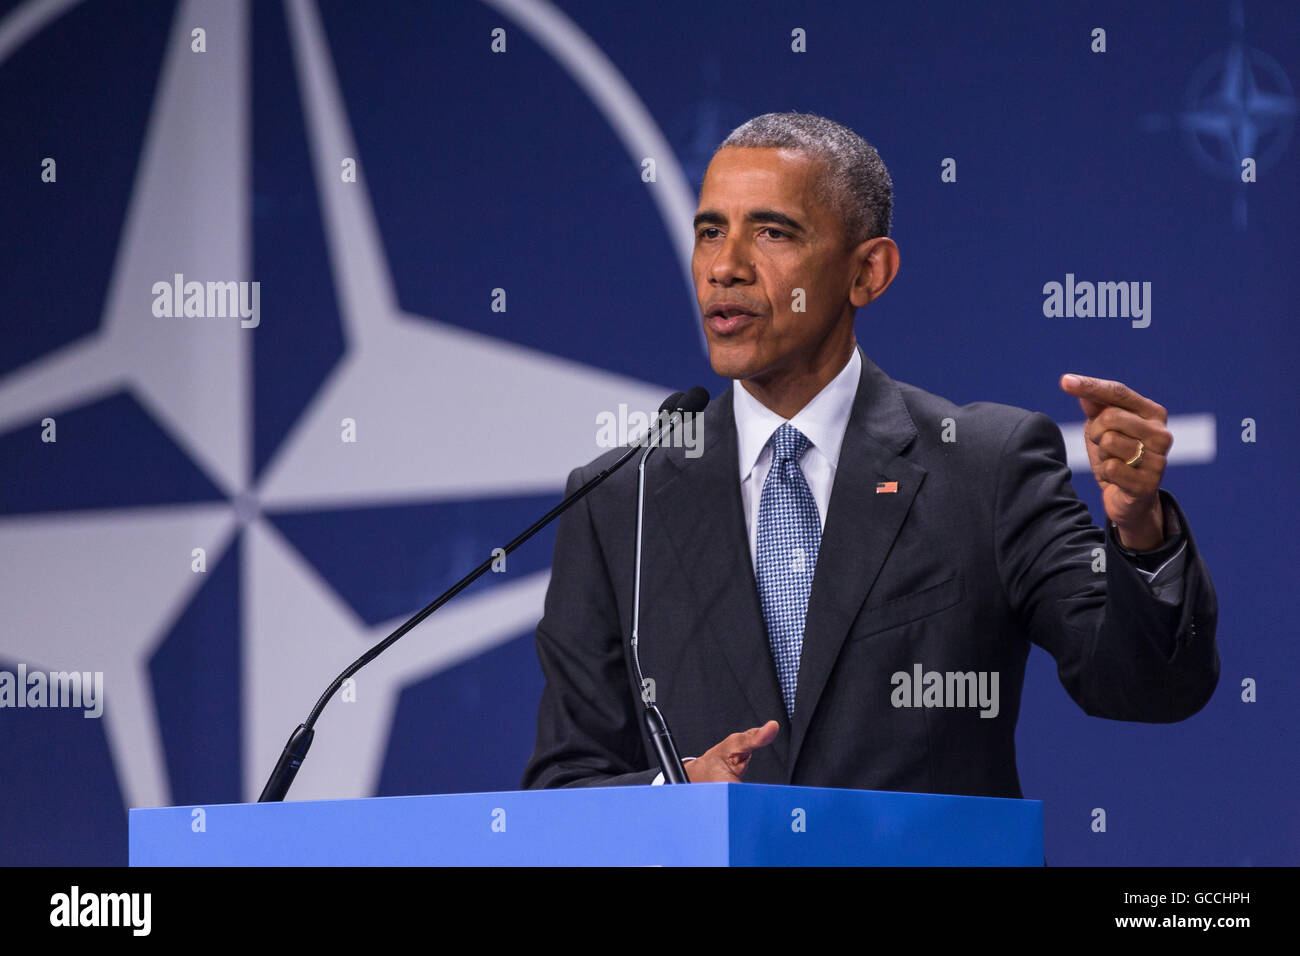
{"left": 746, "top": 209, "right": 805, "bottom": 233}
{"left": 693, "top": 210, "right": 726, "bottom": 230}
{"left": 692, "top": 209, "right": 806, "bottom": 232}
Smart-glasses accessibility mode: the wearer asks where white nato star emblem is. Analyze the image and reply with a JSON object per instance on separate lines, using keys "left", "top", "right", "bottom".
{"left": 0, "top": 0, "right": 696, "bottom": 807}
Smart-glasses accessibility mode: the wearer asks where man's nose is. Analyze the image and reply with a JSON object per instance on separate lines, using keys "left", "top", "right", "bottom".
{"left": 708, "top": 234, "right": 754, "bottom": 285}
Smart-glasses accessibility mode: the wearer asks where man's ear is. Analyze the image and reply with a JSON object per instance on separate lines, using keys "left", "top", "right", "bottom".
{"left": 849, "top": 237, "right": 900, "bottom": 308}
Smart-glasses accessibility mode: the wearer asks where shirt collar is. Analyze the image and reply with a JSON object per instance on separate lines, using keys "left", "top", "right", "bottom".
{"left": 733, "top": 346, "right": 862, "bottom": 480}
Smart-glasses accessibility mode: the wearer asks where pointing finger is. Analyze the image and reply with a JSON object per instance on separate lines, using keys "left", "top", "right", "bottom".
{"left": 1060, "top": 374, "right": 1164, "bottom": 420}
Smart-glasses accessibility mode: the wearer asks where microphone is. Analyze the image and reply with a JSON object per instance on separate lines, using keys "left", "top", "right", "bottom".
{"left": 258, "top": 387, "right": 705, "bottom": 802}
{"left": 630, "top": 386, "right": 709, "bottom": 784}
{"left": 678, "top": 386, "right": 709, "bottom": 415}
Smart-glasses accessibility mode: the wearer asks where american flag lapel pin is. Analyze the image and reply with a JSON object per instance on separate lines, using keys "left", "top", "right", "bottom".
{"left": 876, "top": 481, "right": 899, "bottom": 494}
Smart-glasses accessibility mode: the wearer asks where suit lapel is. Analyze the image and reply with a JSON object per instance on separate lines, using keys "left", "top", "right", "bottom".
{"left": 652, "top": 387, "right": 791, "bottom": 772}
{"left": 649, "top": 352, "right": 924, "bottom": 778}
{"left": 787, "top": 349, "right": 926, "bottom": 774}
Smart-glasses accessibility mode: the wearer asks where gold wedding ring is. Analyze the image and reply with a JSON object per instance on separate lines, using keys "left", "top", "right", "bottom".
{"left": 1125, "top": 441, "right": 1145, "bottom": 469}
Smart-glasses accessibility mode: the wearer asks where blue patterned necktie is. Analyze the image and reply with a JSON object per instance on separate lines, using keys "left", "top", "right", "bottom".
{"left": 755, "top": 423, "right": 822, "bottom": 718}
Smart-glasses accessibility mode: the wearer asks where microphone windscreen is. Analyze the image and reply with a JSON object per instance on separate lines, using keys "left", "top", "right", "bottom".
{"left": 658, "top": 391, "right": 685, "bottom": 414}
{"left": 678, "top": 386, "right": 710, "bottom": 414}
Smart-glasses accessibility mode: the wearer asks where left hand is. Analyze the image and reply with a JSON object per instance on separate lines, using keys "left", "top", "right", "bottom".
{"left": 1060, "top": 374, "right": 1173, "bottom": 551}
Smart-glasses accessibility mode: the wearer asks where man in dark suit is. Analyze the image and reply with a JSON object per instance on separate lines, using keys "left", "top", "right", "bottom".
{"left": 521, "top": 113, "right": 1218, "bottom": 797}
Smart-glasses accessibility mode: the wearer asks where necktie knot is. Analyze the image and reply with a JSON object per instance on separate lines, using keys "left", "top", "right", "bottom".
{"left": 769, "top": 423, "right": 811, "bottom": 466}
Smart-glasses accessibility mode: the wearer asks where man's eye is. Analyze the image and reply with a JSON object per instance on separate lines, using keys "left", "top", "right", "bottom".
{"left": 697, "top": 227, "right": 721, "bottom": 240}
{"left": 761, "top": 227, "right": 788, "bottom": 239}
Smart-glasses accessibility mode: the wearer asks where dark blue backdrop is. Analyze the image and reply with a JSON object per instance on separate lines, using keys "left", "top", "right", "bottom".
{"left": 1, "top": 0, "right": 1296, "bottom": 865}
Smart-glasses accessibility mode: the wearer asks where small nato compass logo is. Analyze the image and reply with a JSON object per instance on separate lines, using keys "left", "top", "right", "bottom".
{"left": 1144, "top": 1, "right": 1297, "bottom": 229}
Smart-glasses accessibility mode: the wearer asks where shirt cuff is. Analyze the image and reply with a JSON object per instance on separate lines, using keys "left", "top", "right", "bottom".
{"left": 1109, "top": 492, "right": 1188, "bottom": 604}
{"left": 651, "top": 757, "right": 695, "bottom": 785}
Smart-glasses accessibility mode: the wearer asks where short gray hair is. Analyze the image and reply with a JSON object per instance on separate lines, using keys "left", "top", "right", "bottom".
{"left": 717, "top": 112, "right": 893, "bottom": 245}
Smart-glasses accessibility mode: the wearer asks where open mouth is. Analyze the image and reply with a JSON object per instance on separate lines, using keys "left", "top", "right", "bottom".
{"left": 706, "top": 305, "right": 760, "bottom": 335}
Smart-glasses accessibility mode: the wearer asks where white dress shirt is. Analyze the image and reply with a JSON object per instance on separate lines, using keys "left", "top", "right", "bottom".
{"left": 733, "top": 348, "right": 862, "bottom": 570}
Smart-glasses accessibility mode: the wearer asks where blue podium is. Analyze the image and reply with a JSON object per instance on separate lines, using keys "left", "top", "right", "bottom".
{"left": 129, "top": 783, "right": 1042, "bottom": 866}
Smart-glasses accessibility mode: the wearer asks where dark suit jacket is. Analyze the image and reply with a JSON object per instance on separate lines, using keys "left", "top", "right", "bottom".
{"left": 521, "top": 350, "right": 1219, "bottom": 797}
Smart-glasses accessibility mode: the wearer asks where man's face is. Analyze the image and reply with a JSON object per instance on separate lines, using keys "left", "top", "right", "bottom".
{"left": 693, "top": 146, "right": 857, "bottom": 383}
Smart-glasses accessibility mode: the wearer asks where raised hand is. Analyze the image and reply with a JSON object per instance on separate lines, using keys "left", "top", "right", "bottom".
{"left": 1060, "top": 374, "right": 1173, "bottom": 551}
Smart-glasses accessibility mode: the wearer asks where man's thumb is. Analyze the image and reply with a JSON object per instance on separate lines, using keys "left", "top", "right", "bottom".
{"left": 748, "top": 720, "right": 780, "bottom": 746}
